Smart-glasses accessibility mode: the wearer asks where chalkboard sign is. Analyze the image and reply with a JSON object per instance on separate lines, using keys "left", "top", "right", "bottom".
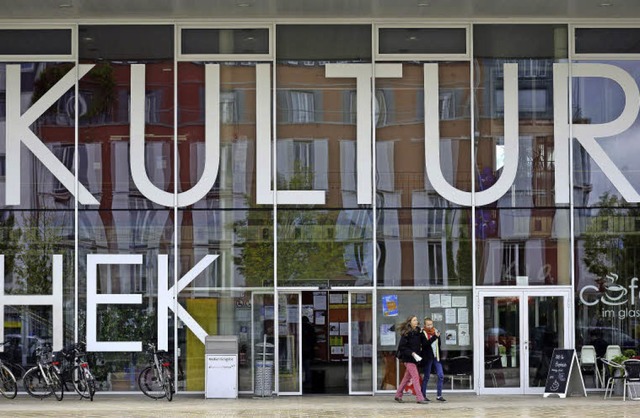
{"left": 543, "top": 349, "right": 586, "bottom": 398}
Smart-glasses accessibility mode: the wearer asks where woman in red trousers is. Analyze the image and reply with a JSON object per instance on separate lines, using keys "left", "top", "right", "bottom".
{"left": 394, "top": 315, "right": 428, "bottom": 404}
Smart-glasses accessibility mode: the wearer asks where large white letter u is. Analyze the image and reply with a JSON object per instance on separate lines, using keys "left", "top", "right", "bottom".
{"left": 424, "top": 63, "right": 519, "bottom": 206}
{"left": 130, "top": 64, "right": 220, "bottom": 207}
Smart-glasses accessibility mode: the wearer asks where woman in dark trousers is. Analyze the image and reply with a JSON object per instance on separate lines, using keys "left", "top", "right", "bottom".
{"left": 394, "top": 315, "right": 428, "bottom": 404}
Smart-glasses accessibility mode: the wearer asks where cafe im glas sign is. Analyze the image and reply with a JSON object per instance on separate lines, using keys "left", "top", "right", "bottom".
{"left": 1, "top": 22, "right": 640, "bottom": 395}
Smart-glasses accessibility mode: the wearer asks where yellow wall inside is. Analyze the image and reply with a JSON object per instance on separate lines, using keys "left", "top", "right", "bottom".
{"left": 186, "top": 298, "right": 218, "bottom": 391}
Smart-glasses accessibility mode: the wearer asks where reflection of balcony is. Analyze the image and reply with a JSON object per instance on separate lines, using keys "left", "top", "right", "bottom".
{"left": 50, "top": 190, "right": 72, "bottom": 203}
{"left": 109, "top": 134, "right": 187, "bottom": 142}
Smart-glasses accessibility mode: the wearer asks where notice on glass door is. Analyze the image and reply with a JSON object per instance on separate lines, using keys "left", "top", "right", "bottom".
{"left": 380, "top": 324, "right": 396, "bottom": 346}
{"left": 445, "top": 308, "right": 456, "bottom": 324}
{"left": 452, "top": 296, "right": 467, "bottom": 308}
{"left": 458, "top": 308, "right": 469, "bottom": 324}
{"left": 458, "top": 323, "right": 470, "bottom": 346}
{"left": 382, "top": 295, "right": 398, "bottom": 317}
{"left": 445, "top": 330, "right": 457, "bottom": 345}
{"left": 313, "top": 293, "right": 327, "bottom": 310}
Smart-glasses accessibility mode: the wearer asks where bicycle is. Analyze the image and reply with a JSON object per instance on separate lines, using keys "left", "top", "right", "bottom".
{"left": 138, "top": 343, "right": 174, "bottom": 401}
{"left": 23, "top": 343, "right": 64, "bottom": 401}
{"left": 0, "top": 342, "right": 18, "bottom": 399}
{"left": 0, "top": 339, "right": 26, "bottom": 383}
{"left": 58, "top": 342, "right": 96, "bottom": 401}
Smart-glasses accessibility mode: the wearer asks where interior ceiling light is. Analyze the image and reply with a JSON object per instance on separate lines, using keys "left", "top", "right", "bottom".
{"left": 58, "top": 3, "right": 73, "bottom": 8}
{"left": 417, "top": 1, "right": 430, "bottom": 6}
{"left": 599, "top": 2, "right": 613, "bottom": 6}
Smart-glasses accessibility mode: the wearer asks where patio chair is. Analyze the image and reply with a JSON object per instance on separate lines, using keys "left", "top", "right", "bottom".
{"left": 602, "top": 345, "right": 622, "bottom": 382}
{"left": 445, "top": 355, "right": 473, "bottom": 389}
{"left": 580, "top": 345, "right": 602, "bottom": 388}
{"left": 622, "top": 359, "right": 640, "bottom": 401}
{"left": 601, "top": 358, "right": 625, "bottom": 398}
{"left": 484, "top": 355, "right": 502, "bottom": 387}
{"left": 605, "top": 345, "right": 622, "bottom": 361}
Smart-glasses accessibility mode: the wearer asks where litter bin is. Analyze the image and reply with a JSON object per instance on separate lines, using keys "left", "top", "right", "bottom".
{"left": 204, "top": 335, "right": 238, "bottom": 399}
{"left": 311, "top": 369, "right": 325, "bottom": 393}
{"left": 254, "top": 339, "right": 274, "bottom": 397}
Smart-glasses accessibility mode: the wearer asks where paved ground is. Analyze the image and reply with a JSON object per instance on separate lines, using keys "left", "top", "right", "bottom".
{"left": 1, "top": 393, "right": 639, "bottom": 417}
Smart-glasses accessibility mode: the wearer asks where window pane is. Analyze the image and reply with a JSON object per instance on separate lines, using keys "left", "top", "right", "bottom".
{"left": 474, "top": 24, "right": 567, "bottom": 58}
{"left": 379, "top": 28, "right": 466, "bottom": 55}
{"left": 377, "top": 290, "right": 474, "bottom": 390}
{"left": 576, "top": 28, "right": 640, "bottom": 54}
{"left": 0, "top": 29, "right": 71, "bottom": 55}
{"left": 182, "top": 28, "right": 269, "bottom": 55}
{"left": 473, "top": 24, "right": 570, "bottom": 287}
{"left": 79, "top": 25, "right": 174, "bottom": 60}
{"left": 277, "top": 25, "right": 371, "bottom": 61}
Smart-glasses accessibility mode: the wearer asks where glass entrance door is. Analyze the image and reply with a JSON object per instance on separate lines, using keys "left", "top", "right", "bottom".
{"left": 349, "top": 291, "right": 373, "bottom": 394}
{"left": 277, "top": 292, "right": 301, "bottom": 394}
{"left": 251, "top": 292, "right": 275, "bottom": 395}
{"left": 478, "top": 289, "right": 570, "bottom": 394}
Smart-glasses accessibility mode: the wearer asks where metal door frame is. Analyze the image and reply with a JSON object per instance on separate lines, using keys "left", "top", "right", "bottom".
{"left": 477, "top": 288, "right": 572, "bottom": 395}
{"left": 275, "top": 290, "right": 302, "bottom": 395}
{"left": 250, "top": 291, "right": 275, "bottom": 395}
{"left": 348, "top": 289, "right": 374, "bottom": 395}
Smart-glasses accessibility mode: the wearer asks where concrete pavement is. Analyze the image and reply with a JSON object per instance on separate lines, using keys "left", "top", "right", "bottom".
{"left": 1, "top": 392, "right": 639, "bottom": 417}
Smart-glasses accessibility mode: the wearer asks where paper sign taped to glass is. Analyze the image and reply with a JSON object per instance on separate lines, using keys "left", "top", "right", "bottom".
{"left": 382, "top": 295, "right": 398, "bottom": 317}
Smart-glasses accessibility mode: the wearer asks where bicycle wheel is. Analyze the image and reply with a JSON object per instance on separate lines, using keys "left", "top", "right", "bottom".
{"left": 86, "top": 368, "right": 96, "bottom": 401}
{"left": 6, "top": 363, "right": 25, "bottom": 381}
{"left": 0, "top": 364, "right": 17, "bottom": 399}
{"left": 49, "top": 367, "right": 64, "bottom": 401}
{"left": 162, "top": 367, "right": 174, "bottom": 402}
{"left": 138, "top": 366, "right": 165, "bottom": 399}
{"left": 72, "top": 365, "right": 91, "bottom": 399}
{"left": 23, "top": 367, "right": 51, "bottom": 399}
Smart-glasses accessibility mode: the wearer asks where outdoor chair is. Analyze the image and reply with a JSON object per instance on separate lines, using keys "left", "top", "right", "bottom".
{"left": 605, "top": 345, "right": 622, "bottom": 361}
{"left": 580, "top": 345, "right": 601, "bottom": 388}
{"left": 602, "top": 345, "right": 622, "bottom": 383}
{"left": 601, "top": 358, "right": 625, "bottom": 399}
{"left": 484, "top": 355, "right": 502, "bottom": 387}
{"left": 445, "top": 355, "right": 473, "bottom": 389}
{"left": 622, "top": 359, "right": 640, "bottom": 401}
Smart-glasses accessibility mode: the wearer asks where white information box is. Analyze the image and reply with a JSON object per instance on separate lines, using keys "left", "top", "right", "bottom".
{"left": 205, "top": 354, "right": 238, "bottom": 398}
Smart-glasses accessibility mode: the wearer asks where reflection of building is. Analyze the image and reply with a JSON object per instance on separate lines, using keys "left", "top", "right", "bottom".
{"left": 1, "top": 11, "right": 640, "bottom": 397}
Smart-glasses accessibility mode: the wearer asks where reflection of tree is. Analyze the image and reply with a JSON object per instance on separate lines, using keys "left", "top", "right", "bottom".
{"left": 277, "top": 209, "right": 346, "bottom": 286}
{"left": 3, "top": 211, "right": 71, "bottom": 352}
{"left": 580, "top": 192, "right": 640, "bottom": 335}
{"left": 32, "top": 62, "right": 116, "bottom": 120}
{"left": 96, "top": 304, "right": 155, "bottom": 346}
{"left": 13, "top": 211, "right": 71, "bottom": 295}
{"left": 234, "top": 162, "right": 346, "bottom": 286}
{"left": 583, "top": 192, "right": 626, "bottom": 282}
{"left": 0, "top": 213, "right": 22, "bottom": 282}
{"left": 454, "top": 210, "right": 472, "bottom": 286}
{"left": 233, "top": 205, "right": 274, "bottom": 287}
{"left": 93, "top": 304, "right": 156, "bottom": 382}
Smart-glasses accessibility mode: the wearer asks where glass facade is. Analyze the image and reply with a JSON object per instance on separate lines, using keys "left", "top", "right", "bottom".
{"left": 0, "top": 22, "right": 639, "bottom": 395}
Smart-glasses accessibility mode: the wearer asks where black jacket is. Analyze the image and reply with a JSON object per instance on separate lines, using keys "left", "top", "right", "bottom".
{"left": 420, "top": 330, "right": 441, "bottom": 362}
{"left": 397, "top": 328, "right": 423, "bottom": 364}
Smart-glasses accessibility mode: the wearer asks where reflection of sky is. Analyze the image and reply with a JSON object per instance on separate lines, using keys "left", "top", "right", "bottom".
{"left": 495, "top": 144, "right": 505, "bottom": 171}
{"left": 575, "top": 60, "right": 640, "bottom": 205}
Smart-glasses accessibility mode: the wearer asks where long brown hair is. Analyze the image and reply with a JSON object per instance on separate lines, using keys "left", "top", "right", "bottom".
{"left": 399, "top": 315, "right": 418, "bottom": 337}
